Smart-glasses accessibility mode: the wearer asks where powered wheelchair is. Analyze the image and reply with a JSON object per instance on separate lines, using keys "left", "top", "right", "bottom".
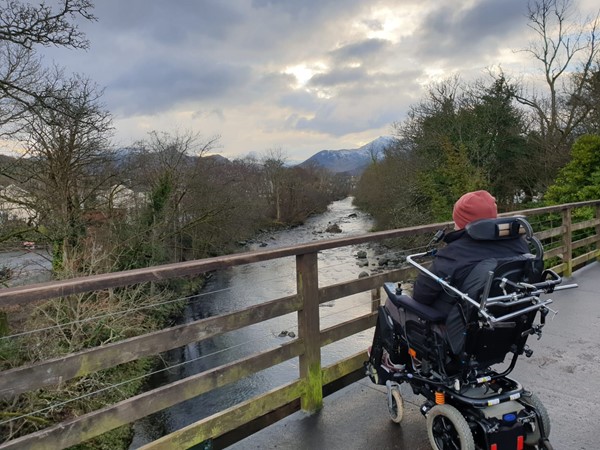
{"left": 365, "top": 216, "right": 577, "bottom": 450}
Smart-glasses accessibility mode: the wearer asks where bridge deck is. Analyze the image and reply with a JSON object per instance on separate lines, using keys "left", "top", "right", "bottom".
{"left": 231, "top": 262, "right": 600, "bottom": 450}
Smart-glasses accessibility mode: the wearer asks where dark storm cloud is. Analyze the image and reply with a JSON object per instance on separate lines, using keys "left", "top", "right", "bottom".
{"left": 74, "top": 0, "right": 373, "bottom": 119}
{"left": 89, "top": 0, "right": 244, "bottom": 44}
{"left": 329, "top": 39, "right": 392, "bottom": 64}
{"left": 289, "top": 68, "right": 423, "bottom": 136}
{"left": 293, "top": 104, "right": 404, "bottom": 136}
{"left": 108, "top": 60, "right": 251, "bottom": 115}
{"left": 409, "top": 0, "right": 528, "bottom": 62}
{"left": 309, "top": 67, "right": 368, "bottom": 88}
{"left": 251, "top": 0, "right": 364, "bottom": 21}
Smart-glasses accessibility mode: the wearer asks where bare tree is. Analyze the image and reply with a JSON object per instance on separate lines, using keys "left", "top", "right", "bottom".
{"left": 0, "top": 0, "right": 95, "bottom": 135}
{"left": 261, "top": 148, "right": 288, "bottom": 223}
{"left": 514, "top": 0, "right": 600, "bottom": 188}
{"left": 119, "top": 131, "right": 223, "bottom": 266}
{"left": 0, "top": 0, "right": 94, "bottom": 49}
{"left": 7, "top": 74, "right": 114, "bottom": 273}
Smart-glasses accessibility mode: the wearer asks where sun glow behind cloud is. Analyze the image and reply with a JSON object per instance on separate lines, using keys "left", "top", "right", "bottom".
{"left": 284, "top": 64, "right": 325, "bottom": 88}
{"left": 283, "top": 62, "right": 333, "bottom": 100}
{"left": 359, "top": 6, "right": 421, "bottom": 42}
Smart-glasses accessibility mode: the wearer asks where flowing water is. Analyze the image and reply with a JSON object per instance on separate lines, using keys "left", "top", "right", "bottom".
{"left": 130, "top": 197, "right": 376, "bottom": 447}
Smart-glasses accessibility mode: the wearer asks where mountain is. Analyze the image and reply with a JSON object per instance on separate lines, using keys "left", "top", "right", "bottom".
{"left": 297, "top": 136, "right": 395, "bottom": 174}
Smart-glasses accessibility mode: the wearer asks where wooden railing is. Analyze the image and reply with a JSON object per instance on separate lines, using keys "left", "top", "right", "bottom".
{"left": 1, "top": 200, "right": 599, "bottom": 449}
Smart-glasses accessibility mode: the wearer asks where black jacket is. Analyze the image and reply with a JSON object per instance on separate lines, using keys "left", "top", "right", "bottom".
{"left": 412, "top": 229, "right": 530, "bottom": 308}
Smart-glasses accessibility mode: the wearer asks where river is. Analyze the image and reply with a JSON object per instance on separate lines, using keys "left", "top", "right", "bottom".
{"left": 129, "top": 197, "right": 377, "bottom": 448}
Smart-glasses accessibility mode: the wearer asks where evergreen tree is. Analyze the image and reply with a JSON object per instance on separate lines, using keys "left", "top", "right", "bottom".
{"left": 545, "top": 135, "right": 600, "bottom": 203}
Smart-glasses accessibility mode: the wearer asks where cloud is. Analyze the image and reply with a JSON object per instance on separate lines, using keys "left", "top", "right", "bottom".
{"left": 90, "top": 0, "right": 244, "bottom": 43}
{"left": 407, "top": 0, "right": 528, "bottom": 65}
{"left": 289, "top": 68, "right": 423, "bottom": 136}
{"left": 329, "top": 38, "right": 393, "bottom": 65}
{"left": 108, "top": 60, "right": 252, "bottom": 115}
{"left": 309, "top": 67, "right": 369, "bottom": 88}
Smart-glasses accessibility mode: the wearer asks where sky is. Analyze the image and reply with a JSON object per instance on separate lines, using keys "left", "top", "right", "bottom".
{"left": 38, "top": 0, "right": 599, "bottom": 163}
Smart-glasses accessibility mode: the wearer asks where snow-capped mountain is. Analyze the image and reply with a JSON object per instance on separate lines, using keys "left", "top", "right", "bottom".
{"left": 297, "top": 136, "right": 395, "bottom": 174}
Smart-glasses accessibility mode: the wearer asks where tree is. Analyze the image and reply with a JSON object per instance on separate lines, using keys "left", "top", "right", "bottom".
{"left": 0, "top": 0, "right": 96, "bottom": 338}
{"left": 468, "top": 77, "right": 531, "bottom": 203}
{"left": 261, "top": 149, "right": 288, "bottom": 223}
{"left": 512, "top": 0, "right": 600, "bottom": 189}
{"left": 545, "top": 134, "right": 600, "bottom": 203}
{"left": 0, "top": 0, "right": 94, "bottom": 49}
{"left": 356, "top": 76, "right": 533, "bottom": 229}
{"left": 6, "top": 75, "right": 114, "bottom": 273}
{"left": 0, "top": 1, "right": 96, "bottom": 135}
{"left": 116, "top": 130, "right": 225, "bottom": 267}
{"left": 419, "top": 139, "right": 486, "bottom": 221}
{"left": 353, "top": 143, "right": 430, "bottom": 230}
{"left": 405, "top": 78, "right": 528, "bottom": 206}
{"left": 574, "top": 66, "right": 600, "bottom": 135}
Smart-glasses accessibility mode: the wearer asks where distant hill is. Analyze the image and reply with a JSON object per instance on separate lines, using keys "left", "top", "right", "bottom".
{"left": 297, "top": 136, "right": 395, "bottom": 174}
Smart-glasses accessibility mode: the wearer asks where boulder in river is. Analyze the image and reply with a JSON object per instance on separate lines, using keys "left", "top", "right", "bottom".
{"left": 325, "top": 223, "right": 342, "bottom": 233}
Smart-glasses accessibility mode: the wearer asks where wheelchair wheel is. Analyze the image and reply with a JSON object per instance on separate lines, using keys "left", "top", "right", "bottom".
{"left": 525, "top": 392, "right": 551, "bottom": 436}
{"left": 522, "top": 392, "right": 551, "bottom": 446}
{"left": 427, "top": 404, "right": 475, "bottom": 450}
{"left": 388, "top": 387, "right": 404, "bottom": 424}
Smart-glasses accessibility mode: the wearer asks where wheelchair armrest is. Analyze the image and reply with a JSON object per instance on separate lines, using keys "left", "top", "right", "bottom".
{"left": 383, "top": 282, "right": 446, "bottom": 322}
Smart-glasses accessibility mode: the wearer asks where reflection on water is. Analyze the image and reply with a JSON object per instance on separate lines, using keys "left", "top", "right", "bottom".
{"left": 130, "top": 197, "right": 375, "bottom": 448}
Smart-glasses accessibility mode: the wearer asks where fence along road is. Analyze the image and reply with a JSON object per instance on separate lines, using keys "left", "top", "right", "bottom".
{"left": 0, "top": 200, "right": 599, "bottom": 449}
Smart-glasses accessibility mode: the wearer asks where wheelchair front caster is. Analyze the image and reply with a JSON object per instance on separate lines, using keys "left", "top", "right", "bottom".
{"left": 387, "top": 385, "right": 404, "bottom": 424}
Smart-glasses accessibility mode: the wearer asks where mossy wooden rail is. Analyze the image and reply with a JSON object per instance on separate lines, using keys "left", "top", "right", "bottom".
{"left": 0, "top": 200, "right": 599, "bottom": 449}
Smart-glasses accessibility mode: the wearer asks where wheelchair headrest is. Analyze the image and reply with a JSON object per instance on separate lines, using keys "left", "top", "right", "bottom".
{"left": 465, "top": 216, "right": 533, "bottom": 241}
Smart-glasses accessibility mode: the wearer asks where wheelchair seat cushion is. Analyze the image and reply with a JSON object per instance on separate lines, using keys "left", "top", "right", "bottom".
{"left": 383, "top": 282, "right": 446, "bottom": 322}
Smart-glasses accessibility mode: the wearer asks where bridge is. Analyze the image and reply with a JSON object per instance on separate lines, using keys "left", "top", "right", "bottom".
{"left": 0, "top": 200, "right": 599, "bottom": 449}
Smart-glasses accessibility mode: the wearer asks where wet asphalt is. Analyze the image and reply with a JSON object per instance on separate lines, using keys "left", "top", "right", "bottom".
{"left": 230, "top": 262, "right": 600, "bottom": 450}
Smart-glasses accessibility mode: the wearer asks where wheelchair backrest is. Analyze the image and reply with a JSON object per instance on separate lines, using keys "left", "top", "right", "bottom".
{"left": 445, "top": 217, "right": 544, "bottom": 365}
{"left": 463, "top": 216, "right": 544, "bottom": 294}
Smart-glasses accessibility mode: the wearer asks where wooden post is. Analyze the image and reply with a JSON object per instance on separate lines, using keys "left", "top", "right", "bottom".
{"left": 562, "top": 208, "right": 573, "bottom": 277}
{"left": 296, "top": 252, "right": 322, "bottom": 413}
{"left": 371, "top": 287, "right": 380, "bottom": 312}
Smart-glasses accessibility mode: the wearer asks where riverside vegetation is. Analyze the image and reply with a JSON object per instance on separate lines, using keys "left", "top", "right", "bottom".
{"left": 0, "top": 137, "right": 352, "bottom": 447}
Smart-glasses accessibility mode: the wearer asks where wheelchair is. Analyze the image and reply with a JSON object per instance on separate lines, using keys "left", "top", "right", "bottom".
{"left": 365, "top": 217, "right": 577, "bottom": 450}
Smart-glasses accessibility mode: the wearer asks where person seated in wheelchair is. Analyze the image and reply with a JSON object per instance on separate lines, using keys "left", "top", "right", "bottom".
{"left": 373, "top": 189, "right": 548, "bottom": 378}
{"left": 412, "top": 190, "right": 530, "bottom": 316}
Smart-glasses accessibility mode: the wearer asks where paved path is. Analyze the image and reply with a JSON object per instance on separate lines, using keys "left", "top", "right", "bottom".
{"left": 231, "top": 262, "right": 599, "bottom": 450}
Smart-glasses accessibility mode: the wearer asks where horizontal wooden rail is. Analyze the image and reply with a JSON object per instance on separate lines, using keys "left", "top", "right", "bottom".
{"left": 0, "top": 294, "right": 301, "bottom": 399}
{"left": 319, "top": 267, "right": 419, "bottom": 303}
{"left": 535, "top": 226, "right": 563, "bottom": 241}
{"left": 572, "top": 218, "right": 600, "bottom": 231}
{"left": 320, "top": 313, "right": 378, "bottom": 347}
{"left": 138, "top": 380, "right": 304, "bottom": 450}
{"left": 0, "top": 222, "right": 447, "bottom": 307}
{"left": 0, "top": 341, "right": 304, "bottom": 450}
